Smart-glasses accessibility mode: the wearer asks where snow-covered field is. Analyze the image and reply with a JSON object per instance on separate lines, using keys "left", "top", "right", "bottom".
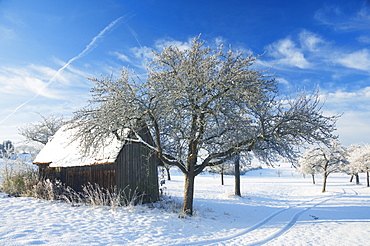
{"left": 1, "top": 163, "right": 370, "bottom": 245}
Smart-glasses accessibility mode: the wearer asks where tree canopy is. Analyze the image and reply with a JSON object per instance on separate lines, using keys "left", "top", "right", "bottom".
{"left": 72, "top": 36, "right": 339, "bottom": 215}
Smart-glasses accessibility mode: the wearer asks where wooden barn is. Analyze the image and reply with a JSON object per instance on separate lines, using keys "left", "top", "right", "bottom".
{"left": 33, "top": 124, "right": 160, "bottom": 203}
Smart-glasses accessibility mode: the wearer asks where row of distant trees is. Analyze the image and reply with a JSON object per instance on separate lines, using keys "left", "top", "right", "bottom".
{"left": 297, "top": 140, "right": 370, "bottom": 192}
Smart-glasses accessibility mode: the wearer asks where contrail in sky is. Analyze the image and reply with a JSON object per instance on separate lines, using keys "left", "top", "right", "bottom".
{"left": 0, "top": 16, "right": 124, "bottom": 125}
{"left": 126, "top": 24, "right": 143, "bottom": 49}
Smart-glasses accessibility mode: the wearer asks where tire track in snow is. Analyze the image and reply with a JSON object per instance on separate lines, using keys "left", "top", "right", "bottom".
{"left": 244, "top": 187, "right": 359, "bottom": 246}
{"left": 178, "top": 206, "right": 290, "bottom": 246}
{"left": 245, "top": 195, "right": 335, "bottom": 246}
{"left": 350, "top": 188, "right": 358, "bottom": 196}
{"left": 177, "top": 194, "right": 339, "bottom": 246}
{"left": 341, "top": 188, "right": 358, "bottom": 196}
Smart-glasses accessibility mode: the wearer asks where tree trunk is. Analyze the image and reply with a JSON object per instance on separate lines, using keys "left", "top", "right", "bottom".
{"left": 165, "top": 166, "right": 171, "bottom": 180}
{"left": 322, "top": 172, "right": 327, "bottom": 193}
{"left": 182, "top": 172, "right": 195, "bottom": 216}
{"left": 355, "top": 173, "right": 360, "bottom": 185}
{"left": 350, "top": 174, "right": 354, "bottom": 182}
{"left": 220, "top": 167, "right": 224, "bottom": 185}
{"left": 312, "top": 174, "right": 315, "bottom": 184}
{"left": 367, "top": 169, "right": 369, "bottom": 187}
{"left": 234, "top": 154, "right": 241, "bottom": 197}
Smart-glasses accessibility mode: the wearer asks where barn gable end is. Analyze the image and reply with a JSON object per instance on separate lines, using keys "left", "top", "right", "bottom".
{"left": 115, "top": 126, "right": 160, "bottom": 202}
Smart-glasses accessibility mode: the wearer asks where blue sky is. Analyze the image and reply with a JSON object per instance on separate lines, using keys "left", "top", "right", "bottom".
{"left": 0, "top": 0, "right": 369, "bottom": 146}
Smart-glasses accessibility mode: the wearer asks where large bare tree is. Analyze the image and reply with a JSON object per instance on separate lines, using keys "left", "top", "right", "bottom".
{"left": 72, "top": 37, "right": 339, "bottom": 215}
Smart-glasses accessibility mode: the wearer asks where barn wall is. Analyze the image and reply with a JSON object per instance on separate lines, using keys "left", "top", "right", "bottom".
{"left": 63, "top": 164, "right": 117, "bottom": 192}
{"left": 39, "top": 163, "right": 117, "bottom": 192}
{"left": 116, "top": 127, "right": 159, "bottom": 203}
{"left": 38, "top": 164, "right": 58, "bottom": 180}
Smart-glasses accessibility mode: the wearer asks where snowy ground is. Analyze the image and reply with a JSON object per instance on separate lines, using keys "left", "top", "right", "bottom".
{"left": 0, "top": 163, "right": 370, "bottom": 245}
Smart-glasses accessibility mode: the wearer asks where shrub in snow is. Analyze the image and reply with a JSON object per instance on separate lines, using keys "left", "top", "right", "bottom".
{"left": 81, "top": 183, "right": 144, "bottom": 208}
{"left": 32, "top": 180, "right": 145, "bottom": 209}
{"left": 0, "top": 153, "right": 38, "bottom": 197}
{"left": 32, "top": 179, "right": 64, "bottom": 201}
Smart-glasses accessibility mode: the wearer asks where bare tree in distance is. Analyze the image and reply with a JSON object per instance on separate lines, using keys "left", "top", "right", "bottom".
{"left": 72, "top": 36, "right": 340, "bottom": 215}
{"left": 206, "top": 153, "right": 251, "bottom": 187}
{"left": 348, "top": 144, "right": 370, "bottom": 187}
{"left": 296, "top": 152, "right": 320, "bottom": 184}
{"left": 298, "top": 140, "right": 348, "bottom": 192}
{"left": 19, "top": 114, "right": 65, "bottom": 145}
{"left": 347, "top": 144, "right": 363, "bottom": 184}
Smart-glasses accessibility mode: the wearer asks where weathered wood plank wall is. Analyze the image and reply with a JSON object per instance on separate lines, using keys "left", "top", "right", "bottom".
{"left": 116, "top": 127, "right": 159, "bottom": 203}
{"left": 63, "top": 164, "right": 117, "bottom": 192}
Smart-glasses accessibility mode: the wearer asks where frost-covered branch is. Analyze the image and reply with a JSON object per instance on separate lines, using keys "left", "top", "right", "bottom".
{"left": 19, "top": 114, "right": 65, "bottom": 145}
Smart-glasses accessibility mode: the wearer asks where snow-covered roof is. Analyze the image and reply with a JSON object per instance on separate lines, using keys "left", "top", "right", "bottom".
{"left": 33, "top": 124, "right": 127, "bottom": 168}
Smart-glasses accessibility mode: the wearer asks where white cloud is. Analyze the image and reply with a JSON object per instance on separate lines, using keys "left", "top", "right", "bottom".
{"left": 263, "top": 29, "right": 370, "bottom": 74}
{"left": 324, "top": 86, "right": 370, "bottom": 106}
{"left": 357, "top": 35, "right": 370, "bottom": 44}
{"left": 0, "top": 99, "right": 84, "bottom": 143}
{"left": 266, "top": 38, "right": 310, "bottom": 69}
{"left": 335, "top": 111, "right": 370, "bottom": 145}
{"left": 0, "top": 66, "right": 62, "bottom": 99}
{"left": 351, "top": 6, "right": 370, "bottom": 30}
{"left": 129, "top": 46, "right": 154, "bottom": 69}
{"left": 337, "top": 49, "right": 370, "bottom": 71}
{"left": 0, "top": 62, "right": 92, "bottom": 100}
{"left": 154, "top": 38, "right": 192, "bottom": 52}
{"left": 131, "top": 46, "right": 153, "bottom": 59}
{"left": 321, "top": 86, "right": 370, "bottom": 145}
{"left": 328, "top": 90, "right": 358, "bottom": 100}
{"left": 315, "top": 5, "right": 370, "bottom": 31}
{"left": 276, "top": 77, "right": 290, "bottom": 86}
{"left": 110, "top": 51, "right": 131, "bottom": 63}
{"left": 214, "top": 36, "right": 227, "bottom": 46}
{"left": 299, "top": 30, "right": 325, "bottom": 52}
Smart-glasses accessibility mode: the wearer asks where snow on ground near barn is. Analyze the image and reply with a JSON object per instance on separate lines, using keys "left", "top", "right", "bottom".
{"left": 1, "top": 163, "right": 370, "bottom": 245}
